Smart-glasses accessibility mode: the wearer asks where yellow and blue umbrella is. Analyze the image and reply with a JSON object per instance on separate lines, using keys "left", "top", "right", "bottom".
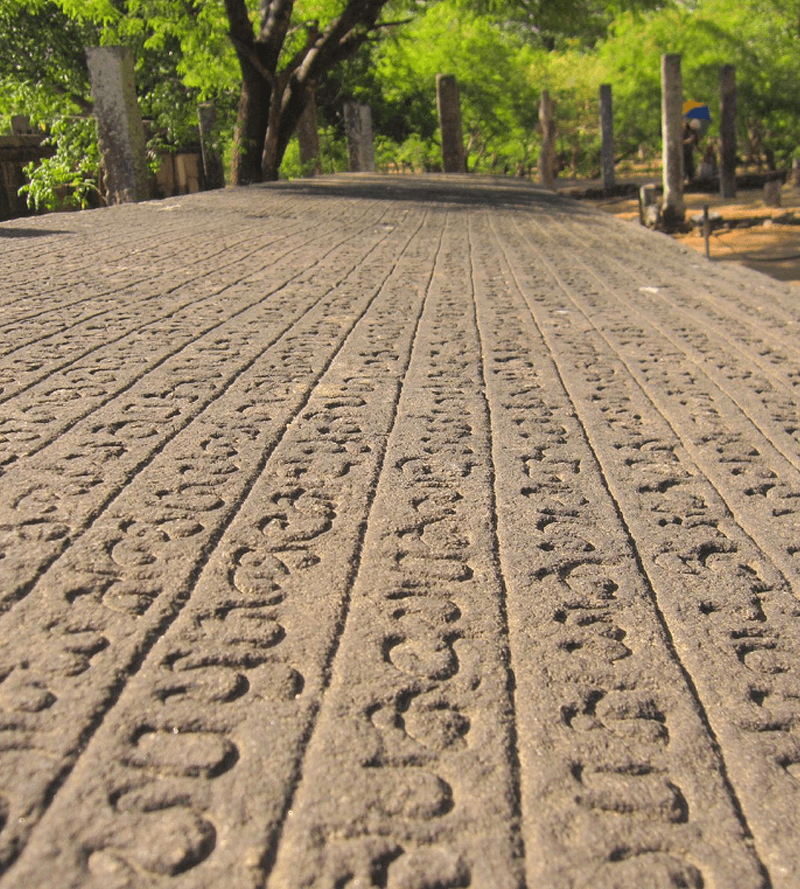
{"left": 683, "top": 100, "right": 711, "bottom": 137}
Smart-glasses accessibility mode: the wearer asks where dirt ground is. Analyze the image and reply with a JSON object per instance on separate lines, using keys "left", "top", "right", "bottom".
{"left": 570, "top": 178, "right": 800, "bottom": 285}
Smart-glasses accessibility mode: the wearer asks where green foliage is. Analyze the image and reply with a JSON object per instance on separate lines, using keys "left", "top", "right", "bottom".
{"left": 590, "top": 0, "right": 800, "bottom": 165}
{"left": 362, "top": 0, "right": 800, "bottom": 178}
{"left": 1, "top": 0, "right": 218, "bottom": 138}
{"left": 56, "top": 0, "right": 120, "bottom": 22}
{"left": 19, "top": 116, "right": 101, "bottom": 210}
{"left": 373, "top": 2, "right": 540, "bottom": 173}
{"left": 376, "top": 133, "right": 442, "bottom": 172}
{"left": 122, "top": 0, "right": 240, "bottom": 99}
{"left": 3, "top": 0, "right": 800, "bottom": 208}
{"left": 280, "top": 126, "right": 351, "bottom": 177}
{"left": 2, "top": 0, "right": 215, "bottom": 210}
{"left": 0, "top": 0, "right": 98, "bottom": 121}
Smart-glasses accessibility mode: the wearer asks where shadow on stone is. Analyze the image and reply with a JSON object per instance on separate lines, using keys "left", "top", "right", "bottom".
{"left": 257, "top": 174, "right": 598, "bottom": 217}
{"left": 0, "top": 228, "right": 71, "bottom": 238}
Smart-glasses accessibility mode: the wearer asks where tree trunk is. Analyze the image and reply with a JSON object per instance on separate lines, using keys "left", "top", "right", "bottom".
{"left": 262, "top": 79, "right": 310, "bottom": 181}
{"left": 230, "top": 64, "right": 272, "bottom": 185}
{"left": 225, "top": 0, "right": 390, "bottom": 183}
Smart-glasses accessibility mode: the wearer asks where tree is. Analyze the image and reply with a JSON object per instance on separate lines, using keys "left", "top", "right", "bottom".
{"left": 1, "top": 0, "right": 210, "bottom": 208}
{"left": 223, "top": 0, "right": 399, "bottom": 183}
{"left": 0, "top": 0, "right": 97, "bottom": 120}
{"left": 8, "top": 0, "right": 799, "bottom": 199}
{"left": 590, "top": 0, "right": 800, "bottom": 168}
{"left": 373, "top": 2, "right": 539, "bottom": 174}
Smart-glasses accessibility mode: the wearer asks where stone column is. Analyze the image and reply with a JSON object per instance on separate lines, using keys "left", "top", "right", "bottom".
{"left": 11, "top": 116, "right": 32, "bottom": 135}
{"left": 197, "top": 103, "right": 225, "bottom": 190}
{"left": 436, "top": 74, "right": 466, "bottom": 174}
{"left": 661, "top": 53, "right": 684, "bottom": 228}
{"left": 85, "top": 46, "right": 150, "bottom": 204}
{"left": 539, "top": 90, "right": 556, "bottom": 189}
{"left": 764, "top": 178, "right": 782, "bottom": 208}
{"left": 720, "top": 65, "right": 737, "bottom": 199}
{"left": 344, "top": 102, "right": 375, "bottom": 173}
{"left": 599, "top": 84, "right": 615, "bottom": 191}
{"left": 297, "top": 92, "right": 322, "bottom": 176}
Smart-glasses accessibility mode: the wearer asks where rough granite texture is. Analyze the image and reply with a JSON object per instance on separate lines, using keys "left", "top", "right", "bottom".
{"left": 85, "top": 45, "right": 150, "bottom": 203}
{"left": 0, "top": 174, "right": 798, "bottom": 888}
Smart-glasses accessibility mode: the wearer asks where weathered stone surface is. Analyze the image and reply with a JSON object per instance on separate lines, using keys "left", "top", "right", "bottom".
{"left": 436, "top": 76, "right": 465, "bottom": 175}
{"left": 344, "top": 102, "right": 376, "bottom": 173}
{"left": 85, "top": 46, "right": 150, "bottom": 204}
{"left": 0, "top": 174, "right": 797, "bottom": 888}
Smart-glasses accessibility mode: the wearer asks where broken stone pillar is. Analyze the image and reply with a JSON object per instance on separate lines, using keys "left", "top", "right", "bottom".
{"left": 85, "top": 46, "right": 150, "bottom": 204}
{"left": 660, "top": 53, "right": 684, "bottom": 229}
{"left": 720, "top": 65, "right": 737, "bottom": 199}
{"left": 599, "top": 84, "right": 615, "bottom": 191}
{"left": 197, "top": 103, "right": 225, "bottom": 190}
{"left": 639, "top": 183, "right": 661, "bottom": 227}
{"left": 539, "top": 90, "right": 557, "bottom": 189}
{"left": 436, "top": 74, "right": 465, "bottom": 174}
{"left": 344, "top": 102, "right": 375, "bottom": 173}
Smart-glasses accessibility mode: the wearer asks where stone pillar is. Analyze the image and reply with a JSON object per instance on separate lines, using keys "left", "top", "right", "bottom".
{"left": 539, "top": 90, "right": 556, "bottom": 189}
{"left": 436, "top": 74, "right": 465, "bottom": 174}
{"left": 720, "top": 65, "right": 737, "bottom": 199}
{"left": 764, "top": 178, "right": 782, "bottom": 208}
{"left": 85, "top": 46, "right": 150, "bottom": 204}
{"left": 661, "top": 53, "right": 684, "bottom": 228}
{"left": 639, "top": 183, "right": 661, "bottom": 227}
{"left": 599, "top": 84, "right": 615, "bottom": 191}
{"left": 297, "top": 92, "right": 322, "bottom": 176}
{"left": 11, "top": 116, "right": 32, "bottom": 135}
{"left": 197, "top": 103, "right": 225, "bottom": 190}
{"left": 344, "top": 102, "right": 375, "bottom": 173}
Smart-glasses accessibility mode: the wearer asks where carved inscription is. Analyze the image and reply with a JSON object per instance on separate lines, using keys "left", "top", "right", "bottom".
{"left": 1, "top": 177, "right": 797, "bottom": 888}
{"left": 469, "top": 210, "right": 765, "bottom": 887}
{"left": 490, "top": 207, "right": 797, "bottom": 885}
{"left": 269, "top": 213, "right": 525, "bottom": 889}
{"left": 0, "top": 209, "right": 437, "bottom": 887}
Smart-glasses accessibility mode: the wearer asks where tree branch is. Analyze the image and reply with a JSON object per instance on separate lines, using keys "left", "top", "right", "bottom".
{"left": 228, "top": 32, "right": 276, "bottom": 87}
{"left": 259, "top": 0, "right": 296, "bottom": 71}
{"left": 224, "top": 0, "right": 256, "bottom": 46}
{"left": 281, "top": 22, "right": 321, "bottom": 81}
{"left": 368, "top": 18, "right": 413, "bottom": 29}
{"left": 260, "top": 0, "right": 294, "bottom": 43}
{"left": 295, "top": 0, "right": 391, "bottom": 85}
{"left": 50, "top": 82, "right": 94, "bottom": 115}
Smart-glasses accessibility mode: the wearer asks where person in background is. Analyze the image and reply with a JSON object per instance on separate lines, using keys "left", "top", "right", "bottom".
{"left": 682, "top": 101, "right": 712, "bottom": 183}
{"left": 683, "top": 116, "right": 702, "bottom": 182}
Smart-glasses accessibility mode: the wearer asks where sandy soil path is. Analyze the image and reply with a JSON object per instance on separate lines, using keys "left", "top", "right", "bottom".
{"left": 579, "top": 177, "right": 800, "bottom": 284}
{"left": 1, "top": 174, "right": 798, "bottom": 888}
